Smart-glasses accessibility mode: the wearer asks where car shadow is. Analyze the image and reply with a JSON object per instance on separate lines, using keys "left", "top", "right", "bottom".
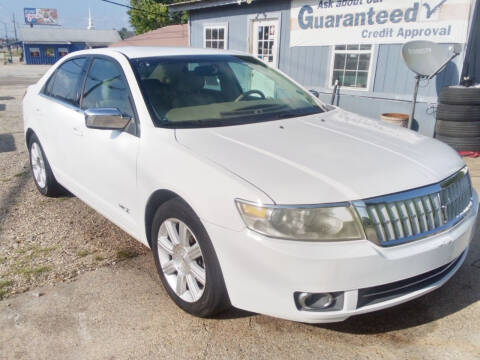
{"left": 0, "top": 133, "right": 16, "bottom": 153}
{"left": 215, "top": 307, "right": 254, "bottom": 320}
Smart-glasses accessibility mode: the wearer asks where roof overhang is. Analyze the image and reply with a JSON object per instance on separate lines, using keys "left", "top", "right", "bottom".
{"left": 85, "top": 42, "right": 112, "bottom": 47}
{"left": 23, "top": 41, "right": 72, "bottom": 45}
{"left": 169, "top": 0, "right": 257, "bottom": 12}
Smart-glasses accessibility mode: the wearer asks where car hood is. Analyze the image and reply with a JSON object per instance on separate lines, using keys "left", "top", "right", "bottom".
{"left": 175, "top": 109, "right": 465, "bottom": 204}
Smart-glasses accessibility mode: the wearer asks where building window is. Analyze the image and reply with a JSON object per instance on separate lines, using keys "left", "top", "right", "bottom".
{"left": 45, "top": 48, "right": 55, "bottom": 57}
{"left": 58, "top": 48, "right": 68, "bottom": 57}
{"left": 331, "top": 44, "right": 373, "bottom": 89}
{"left": 204, "top": 24, "right": 227, "bottom": 49}
{"left": 29, "top": 48, "right": 40, "bottom": 58}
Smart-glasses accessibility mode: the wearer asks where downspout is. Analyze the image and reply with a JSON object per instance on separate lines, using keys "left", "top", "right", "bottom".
{"left": 461, "top": 0, "right": 480, "bottom": 84}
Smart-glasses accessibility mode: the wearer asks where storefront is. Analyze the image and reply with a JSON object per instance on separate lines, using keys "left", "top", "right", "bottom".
{"left": 170, "top": 0, "right": 480, "bottom": 136}
{"left": 19, "top": 27, "right": 121, "bottom": 65}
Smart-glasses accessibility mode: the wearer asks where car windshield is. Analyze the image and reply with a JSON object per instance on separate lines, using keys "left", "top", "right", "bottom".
{"left": 131, "top": 55, "right": 325, "bottom": 128}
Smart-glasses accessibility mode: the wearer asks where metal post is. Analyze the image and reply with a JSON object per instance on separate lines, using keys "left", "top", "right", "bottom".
{"left": 331, "top": 80, "right": 339, "bottom": 105}
{"left": 1, "top": 22, "right": 12, "bottom": 63}
{"left": 408, "top": 75, "right": 421, "bottom": 130}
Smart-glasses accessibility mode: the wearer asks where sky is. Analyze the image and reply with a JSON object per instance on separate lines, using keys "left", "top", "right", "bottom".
{"left": 0, "top": 0, "right": 132, "bottom": 38}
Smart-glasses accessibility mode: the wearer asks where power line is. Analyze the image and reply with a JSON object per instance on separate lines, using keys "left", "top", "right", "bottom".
{"left": 99, "top": 0, "right": 167, "bottom": 16}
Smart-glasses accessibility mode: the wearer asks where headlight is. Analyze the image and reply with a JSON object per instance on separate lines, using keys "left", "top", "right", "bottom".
{"left": 235, "top": 200, "right": 364, "bottom": 241}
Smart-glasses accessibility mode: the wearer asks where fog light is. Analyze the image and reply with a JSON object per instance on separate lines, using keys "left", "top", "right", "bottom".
{"left": 294, "top": 291, "right": 344, "bottom": 312}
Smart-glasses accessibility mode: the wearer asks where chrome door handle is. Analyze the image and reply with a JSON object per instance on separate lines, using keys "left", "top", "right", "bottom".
{"left": 72, "top": 127, "right": 83, "bottom": 137}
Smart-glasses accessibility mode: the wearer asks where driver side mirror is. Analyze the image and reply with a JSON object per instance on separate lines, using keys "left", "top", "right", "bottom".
{"left": 84, "top": 108, "right": 131, "bottom": 130}
{"left": 309, "top": 89, "right": 320, "bottom": 98}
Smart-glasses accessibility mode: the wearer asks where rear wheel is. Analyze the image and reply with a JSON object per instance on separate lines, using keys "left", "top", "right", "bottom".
{"left": 151, "top": 198, "right": 230, "bottom": 317}
{"left": 28, "top": 134, "right": 63, "bottom": 197}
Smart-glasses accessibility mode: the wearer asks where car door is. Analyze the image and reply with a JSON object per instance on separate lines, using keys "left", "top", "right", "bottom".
{"left": 36, "top": 57, "right": 89, "bottom": 182}
{"left": 70, "top": 56, "right": 140, "bottom": 235}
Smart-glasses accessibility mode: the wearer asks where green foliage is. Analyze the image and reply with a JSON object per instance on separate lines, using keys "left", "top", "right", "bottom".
{"left": 129, "top": 0, "right": 188, "bottom": 35}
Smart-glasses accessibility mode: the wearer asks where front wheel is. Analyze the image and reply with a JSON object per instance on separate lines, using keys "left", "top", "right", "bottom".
{"left": 151, "top": 198, "right": 230, "bottom": 317}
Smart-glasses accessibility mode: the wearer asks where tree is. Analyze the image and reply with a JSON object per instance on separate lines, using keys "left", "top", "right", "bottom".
{"left": 128, "top": 0, "right": 188, "bottom": 35}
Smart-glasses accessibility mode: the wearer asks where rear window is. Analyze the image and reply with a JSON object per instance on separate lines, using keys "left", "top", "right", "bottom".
{"left": 46, "top": 57, "right": 88, "bottom": 106}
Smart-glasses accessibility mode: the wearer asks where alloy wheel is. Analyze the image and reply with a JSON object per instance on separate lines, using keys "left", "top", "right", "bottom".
{"left": 157, "top": 218, "right": 206, "bottom": 303}
{"left": 30, "top": 142, "right": 46, "bottom": 188}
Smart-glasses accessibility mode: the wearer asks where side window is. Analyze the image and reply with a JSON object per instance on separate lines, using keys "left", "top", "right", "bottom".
{"left": 49, "top": 57, "right": 88, "bottom": 105}
{"left": 43, "top": 72, "right": 57, "bottom": 96}
{"left": 81, "top": 58, "right": 134, "bottom": 118}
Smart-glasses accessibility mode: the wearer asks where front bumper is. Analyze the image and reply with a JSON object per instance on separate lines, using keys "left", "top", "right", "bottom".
{"left": 205, "top": 191, "right": 478, "bottom": 323}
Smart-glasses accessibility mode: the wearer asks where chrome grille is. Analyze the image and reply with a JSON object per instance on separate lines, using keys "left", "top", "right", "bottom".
{"left": 355, "top": 168, "right": 472, "bottom": 246}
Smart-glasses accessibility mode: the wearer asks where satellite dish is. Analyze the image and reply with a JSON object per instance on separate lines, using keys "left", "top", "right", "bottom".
{"left": 402, "top": 41, "right": 462, "bottom": 78}
{"left": 401, "top": 41, "right": 462, "bottom": 130}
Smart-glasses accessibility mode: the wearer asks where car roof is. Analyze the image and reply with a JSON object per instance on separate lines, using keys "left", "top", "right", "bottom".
{"left": 77, "top": 46, "right": 247, "bottom": 59}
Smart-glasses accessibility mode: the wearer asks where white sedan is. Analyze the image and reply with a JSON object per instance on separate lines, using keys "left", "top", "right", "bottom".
{"left": 23, "top": 47, "right": 478, "bottom": 323}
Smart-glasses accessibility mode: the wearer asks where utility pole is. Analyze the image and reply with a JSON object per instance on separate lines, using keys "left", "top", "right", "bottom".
{"left": 12, "top": 13, "right": 17, "bottom": 41}
{"left": 1, "top": 21, "right": 12, "bottom": 63}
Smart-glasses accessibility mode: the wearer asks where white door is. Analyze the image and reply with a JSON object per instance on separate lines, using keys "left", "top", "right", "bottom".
{"left": 70, "top": 56, "right": 140, "bottom": 234}
{"left": 37, "top": 57, "right": 90, "bottom": 181}
{"left": 251, "top": 19, "right": 280, "bottom": 67}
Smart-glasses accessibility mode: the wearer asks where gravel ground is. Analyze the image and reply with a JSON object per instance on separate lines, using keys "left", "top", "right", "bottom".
{"left": 0, "top": 64, "right": 147, "bottom": 300}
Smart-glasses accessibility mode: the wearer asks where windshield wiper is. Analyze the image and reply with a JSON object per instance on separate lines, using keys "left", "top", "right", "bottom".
{"left": 220, "top": 104, "right": 289, "bottom": 117}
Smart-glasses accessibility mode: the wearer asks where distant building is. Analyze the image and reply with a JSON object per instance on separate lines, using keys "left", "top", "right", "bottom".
{"left": 18, "top": 27, "right": 121, "bottom": 65}
{"left": 110, "top": 24, "right": 189, "bottom": 47}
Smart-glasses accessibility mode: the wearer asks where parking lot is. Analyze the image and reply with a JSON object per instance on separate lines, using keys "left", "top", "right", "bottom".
{"left": 1, "top": 64, "right": 480, "bottom": 360}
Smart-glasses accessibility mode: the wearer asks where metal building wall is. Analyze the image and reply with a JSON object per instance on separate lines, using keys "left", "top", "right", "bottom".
{"left": 189, "top": 0, "right": 470, "bottom": 136}
{"left": 23, "top": 43, "right": 87, "bottom": 65}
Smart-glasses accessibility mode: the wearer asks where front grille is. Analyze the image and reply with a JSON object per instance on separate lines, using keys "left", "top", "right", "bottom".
{"left": 355, "top": 168, "right": 472, "bottom": 246}
{"left": 357, "top": 251, "right": 465, "bottom": 308}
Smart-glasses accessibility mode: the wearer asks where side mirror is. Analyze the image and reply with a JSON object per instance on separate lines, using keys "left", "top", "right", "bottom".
{"left": 85, "top": 108, "right": 131, "bottom": 130}
{"left": 309, "top": 89, "right": 320, "bottom": 98}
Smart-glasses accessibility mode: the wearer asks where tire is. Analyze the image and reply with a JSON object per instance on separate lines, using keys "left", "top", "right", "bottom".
{"left": 151, "top": 197, "right": 230, "bottom": 317}
{"left": 439, "top": 86, "right": 480, "bottom": 106}
{"left": 436, "top": 104, "right": 480, "bottom": 122}
{"left": 435, "top": 134, "right": 480, "bottom": 151}
{"left": 28, "top": 133, "right": 63, "bottom": 197}
{"left": 435, "top": 120, "right": 480, "bottom": 137}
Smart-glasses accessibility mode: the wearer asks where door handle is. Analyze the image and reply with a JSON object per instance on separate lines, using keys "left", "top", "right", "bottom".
{"left": 72, "top": 127, "right": 83, "bottom": 137}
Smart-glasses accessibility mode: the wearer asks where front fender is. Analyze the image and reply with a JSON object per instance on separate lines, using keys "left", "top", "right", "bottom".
{"left": 137, "top": 128, "right": 272, "bottom": 243}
